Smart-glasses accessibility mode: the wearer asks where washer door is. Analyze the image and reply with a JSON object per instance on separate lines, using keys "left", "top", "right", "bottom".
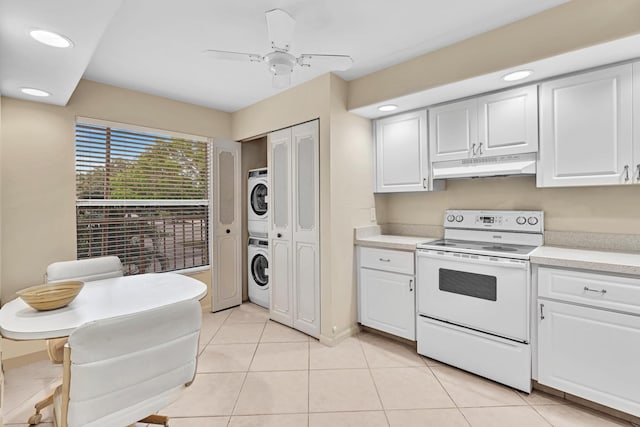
{"left": 251, "top": 252, "right": 269, "bottom": 288}
{"left": 250, "top": 182, "right": 268, "bottom": 216}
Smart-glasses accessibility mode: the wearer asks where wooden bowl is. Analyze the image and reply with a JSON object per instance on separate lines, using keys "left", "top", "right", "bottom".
{"left": 17, "top": 281, "right": 84, "bottom": 311}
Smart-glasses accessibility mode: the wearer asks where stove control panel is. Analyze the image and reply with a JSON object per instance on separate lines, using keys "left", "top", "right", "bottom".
{"left": 444, "top": 210, "right": 544, "bottom": 233}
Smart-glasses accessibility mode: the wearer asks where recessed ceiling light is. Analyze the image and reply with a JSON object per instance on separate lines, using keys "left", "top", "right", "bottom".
{"left": 21, "top": 87, "right": 51, "bottom": 97}
{"left": 378, "top": 104, "right": 398, "bottom": 112}
{"left": 29, "top": 29, "right": 73, "bottom": 48}
{"left": 502, "top": 70, "right": 533, "bottom": 82}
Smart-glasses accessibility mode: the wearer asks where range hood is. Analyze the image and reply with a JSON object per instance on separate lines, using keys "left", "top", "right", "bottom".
{"left": 432, "top": 152, "right": 537, "bottom": 180}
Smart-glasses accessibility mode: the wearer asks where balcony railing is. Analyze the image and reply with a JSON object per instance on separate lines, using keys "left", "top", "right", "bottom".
{"left": 77, "top": 205, "right": 208, "bottom": 275}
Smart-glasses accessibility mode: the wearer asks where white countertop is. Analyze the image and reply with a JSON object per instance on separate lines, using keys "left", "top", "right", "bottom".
{"left": 355, "top": 235, "right": 437, "bottom": 251}
{"left": 531, "top": 246, "right": 640, "bottom": 276}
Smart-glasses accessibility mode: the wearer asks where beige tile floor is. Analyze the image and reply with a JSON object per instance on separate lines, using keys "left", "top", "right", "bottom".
{"left": 3, "top": 302, "right": 638, "bottom": 427}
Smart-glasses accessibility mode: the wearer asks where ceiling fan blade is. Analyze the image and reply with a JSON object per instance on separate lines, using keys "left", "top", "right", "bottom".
{"left": 266, "top": 8, "right": 295, "bottom": 52}
{"left": 203, "top": 49, "right": 263, "bottom": 63}
{"left": 272, "top": 73, "right": 291, "bottom": 89}
{"left": 298, "top": 54, "right": 353, "bottom": 71}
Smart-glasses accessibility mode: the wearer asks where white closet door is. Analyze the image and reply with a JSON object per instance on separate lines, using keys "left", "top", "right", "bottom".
{"left": 291, "top": 120, "right": 320, "bottom": 338}
{"left": 268, "top": 128, "right": 294, "bottom": 326}
{"left": 211, "top": 140, "right": 242, "bottom": 312}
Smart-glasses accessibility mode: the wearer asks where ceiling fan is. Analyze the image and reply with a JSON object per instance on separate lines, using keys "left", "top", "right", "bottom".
{"left": 203, "top": 8, "right": 353, "bottom": 88}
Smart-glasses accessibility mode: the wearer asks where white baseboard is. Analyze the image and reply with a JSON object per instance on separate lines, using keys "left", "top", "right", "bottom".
{"left": 319, "top": 324, "right": 361, "bottom": 347}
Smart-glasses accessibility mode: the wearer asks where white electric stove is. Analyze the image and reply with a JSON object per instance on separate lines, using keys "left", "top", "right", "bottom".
{"left": 416, "top": 209, "right": 544, "bottom": 393}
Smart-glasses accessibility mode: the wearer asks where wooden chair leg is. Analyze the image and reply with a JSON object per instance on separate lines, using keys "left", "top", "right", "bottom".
{"left": 139, "top": 414, "right": 169, "bottom": 426}
{"left": 27, "top": 392, "right": 54, "bottom": 425}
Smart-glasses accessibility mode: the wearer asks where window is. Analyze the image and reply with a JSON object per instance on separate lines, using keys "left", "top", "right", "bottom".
{"left": 75, "top": 118, "right": 210, "bottom": 275}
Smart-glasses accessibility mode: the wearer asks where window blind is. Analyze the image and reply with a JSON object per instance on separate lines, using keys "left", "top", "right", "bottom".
{"left": 75, "top": 122, "right": 210, "bottom": 275}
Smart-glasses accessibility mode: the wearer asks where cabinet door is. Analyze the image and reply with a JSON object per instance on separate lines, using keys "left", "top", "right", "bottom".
{"left": 633, "top": 62, "right": 640, "bottom": 184}
{"left": 268, "top": 128, "right": 293, "bottom": 327}
{"left": 375, "top": 110, "right": 429, "bottom": 192}
{"left": 538, "top": 300, "right": 640, "bottom": 416}
{"left": 359, "top": 268, "right": 415, "bottom": 340}
{"left": 478, "top": 85, "right": 538, "bottom": 157}
{"left": 538, "top": 65, "right": 633, "bottom": 187}
{"left": 291, "top": 121, "right": 320, "bottom": 338}
{"left": 429, "top": 99, "right": 477, "bottom": 163}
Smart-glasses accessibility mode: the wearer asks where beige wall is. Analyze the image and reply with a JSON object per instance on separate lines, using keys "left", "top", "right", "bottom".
{"left": 232, "top": 74, "right": 376, "bottom": 343}
{"left": 1, "top": 80, "right": 231, "bottom": 359}
{"left": 241, "top": 138, "right": 267, "bottom": 301}
{"left": 327, "top": 75, "right": 376, "bottom": 337}
{"left": 348, "top": 0, "right": 640, "bottom": 109}
{"left": 232, "top": 74, "right": 336, "bottom": 341}
{"left": 377, "top": 176, "right": 640, "bottom": 234}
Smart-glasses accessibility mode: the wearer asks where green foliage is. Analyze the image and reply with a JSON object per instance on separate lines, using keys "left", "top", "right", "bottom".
{"left": 76, "top": 138, "right": 208, "bottom": 200}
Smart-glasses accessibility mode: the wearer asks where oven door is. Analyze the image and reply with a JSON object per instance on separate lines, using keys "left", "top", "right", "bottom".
{"left": 416, "top": 249, "right": 530, "bottom": 342}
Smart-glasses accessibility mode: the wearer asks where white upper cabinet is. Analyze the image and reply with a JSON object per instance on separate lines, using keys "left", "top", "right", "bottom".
{"left": 429, "top": 99, "right": 477, "bottom": 162}
{"left": 429, "top": 85, "right": 538, "bottom": 163}
{"left": 537, "top": 64, "right": 633, "bottom": 187}
{"left": 477, "top": 85, "right": 538, "bottom": 157}
{"left": 374, "top": 110, "right": 431, "bottom": 192}
{"left": 634, "top": 62, "right": 640, "bottom": 183}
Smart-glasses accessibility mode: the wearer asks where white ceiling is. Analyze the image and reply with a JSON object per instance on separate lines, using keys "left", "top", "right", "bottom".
{"left": 1, "top": 0, "right": 568, "bottom": 112}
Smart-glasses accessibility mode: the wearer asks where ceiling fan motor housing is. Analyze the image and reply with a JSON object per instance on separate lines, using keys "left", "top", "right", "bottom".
{"left": 264, "top": 51, "right": 296, "bottom": 75}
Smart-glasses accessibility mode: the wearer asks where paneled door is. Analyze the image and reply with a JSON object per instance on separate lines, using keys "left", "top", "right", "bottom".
{"left": 268, "top": 128, "right": 294, "bottom": 326}
{"left": 375, "top": 110, "right": 429, "bottom": 192}
{"left": 478, "top": 85, "right": 538, "bottom": 157}
{"left": 211, "top": 140, "right": 242, "bottom": 312}
{"left": 538, "top": 64, "right": 633, "bottom": 187}
{"left": 429, "top": 99, "right": 477, "bottom": 163}
{"left": 291, "top": 120, "right": 320, "bottom": 337}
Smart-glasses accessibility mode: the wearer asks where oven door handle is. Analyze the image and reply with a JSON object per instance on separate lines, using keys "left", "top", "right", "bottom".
{"left": 416, "top": 251, "right": 528, "bottom": 269}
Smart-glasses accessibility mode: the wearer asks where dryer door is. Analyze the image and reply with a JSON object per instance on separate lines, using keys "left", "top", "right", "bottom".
{"left": 250, "top": 181, "right": 268, "bottom": 217}
{"left": 251, "top": 252, "right": 269, "bottom": 288}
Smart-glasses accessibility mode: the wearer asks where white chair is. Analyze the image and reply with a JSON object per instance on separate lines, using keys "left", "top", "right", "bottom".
{"left": 45, "top": 256, "right": 124, "bottom": 363}
{"left": 53, "top": 299, "right": 201, "bottom": 427}
{"left": 46, "top": 256, "right": 124, "bottom": 284}
{"left": 29, "top": 256, "right": 124, "bottom": 425}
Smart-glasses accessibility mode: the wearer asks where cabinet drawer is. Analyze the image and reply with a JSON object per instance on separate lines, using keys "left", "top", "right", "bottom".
{"left": 538, "top": 267, "right": 640, "bottom": 314}
{"left": 359, "top": 247, "right": 414, "bottom": 274}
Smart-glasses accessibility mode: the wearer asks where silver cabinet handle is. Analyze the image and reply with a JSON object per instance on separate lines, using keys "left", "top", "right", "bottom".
{"left": 636, "top": 164, "right": 640, "bottom": 182}
{"left": 409, "top": 279, "right": 413, "bottom": 292}
{"left": 478, "top": 142, "right": 484, "bottom": 156}
{"left": 422, "top": 177, "right": 427, "bottom": 189}
{"left": 584, "top": 286, "right": 607, "bottom": 295}
{"left": 379, "top": 258, "right": 391, "bottom": 262}
{"left": 624, "top": 165, "right": 630, "bottom": 182}
{"left": 471, "top": 143, "right": 477, "bottom": 156}
{"left": 540, "top": 303, "right": 545, "bottom": 320}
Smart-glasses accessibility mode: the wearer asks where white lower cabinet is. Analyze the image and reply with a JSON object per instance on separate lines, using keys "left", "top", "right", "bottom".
{"left": 358, "top": 247, "right": 415, "bottom": 340}
{"left": 537, "top": 267, "right": 640, "bottom": 417}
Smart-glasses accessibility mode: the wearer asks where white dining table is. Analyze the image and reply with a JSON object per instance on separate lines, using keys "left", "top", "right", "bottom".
{"left": 0, "top": 272, "right": 207, "bottom": 340}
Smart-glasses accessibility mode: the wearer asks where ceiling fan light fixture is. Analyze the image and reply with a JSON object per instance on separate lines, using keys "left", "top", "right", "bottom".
{"left": 29, "top": 29, "right": 73, "bottom": 48}
{"left": 265, "top": 51, "right": 295, "bottom": 88}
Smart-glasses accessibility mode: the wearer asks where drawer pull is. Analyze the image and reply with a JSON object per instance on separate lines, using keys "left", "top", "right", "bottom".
{"left": 379, "top": 258, "right": 391, "bottom": 262}
{"left": 540, "top": 303, "right": 545, "bottom": 320}
{"left": 409, "top": 279, "right": 413, "bottom": 292}
{"left": 584, "top": 286, "right": 607, "bottom": 295}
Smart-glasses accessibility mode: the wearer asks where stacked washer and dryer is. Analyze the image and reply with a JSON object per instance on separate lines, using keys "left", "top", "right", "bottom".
{"left": 247, "top": 168, "right": 269, "bottom": 309}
